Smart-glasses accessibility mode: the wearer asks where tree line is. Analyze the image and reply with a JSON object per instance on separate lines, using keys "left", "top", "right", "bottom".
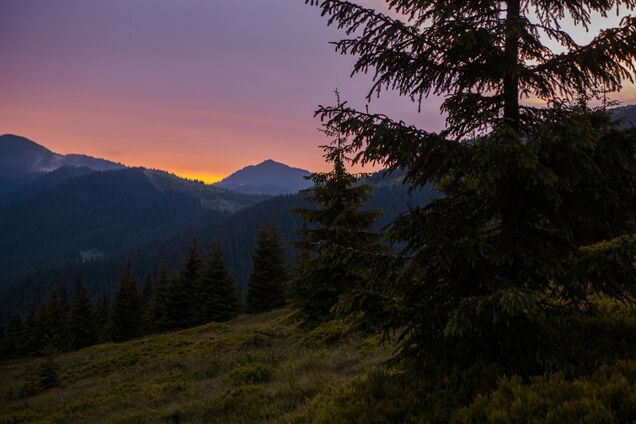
{"left": 0, "top": 230, "right": 289, "bottom": 358}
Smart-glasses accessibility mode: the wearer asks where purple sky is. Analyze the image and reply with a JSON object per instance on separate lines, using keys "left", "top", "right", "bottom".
{"left": 1, "top": 0, "right": 634, "bottom": 181}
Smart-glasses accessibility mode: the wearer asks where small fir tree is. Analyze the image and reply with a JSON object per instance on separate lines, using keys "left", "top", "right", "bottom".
{"left": 24, "top": 302, "right": 41, "bottom": 356}
{"left": 37, "top": 290, "right": 70, "bottom": 353}
{"left": 68, "top": 279, "right": 97, "bottom": 350}
{"left": 145, "top": 265, "right": 172, "bottom": 332}
{"left": 95, "top": 291, "right": 110, "bottom": 342}
{"left": 2, "top": 313, "right": 27, "bottom": 358}
{"left": 246, "top": 225, "right": 288, "bottom": 313}
{"left": 293, "top": 112, "right": 382, "bottom": 325}
{"left": 109, "top": 262, "right": 142, "bottom": 342}
{"left": 162, "top": 238, "right": 203, "bottom": 329}
{"left": 142, "top": 273, "right": 155, "bottom": 310}
{"left": 197, "top": 241, "right": 241, "bottom": 323}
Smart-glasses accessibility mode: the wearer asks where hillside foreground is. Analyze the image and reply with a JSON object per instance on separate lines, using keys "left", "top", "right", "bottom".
{"left": 0, "top": 309, "right": 391, "bottom": 423}
{"left": 4, "top": 303, "right": 636, "bottom": 423}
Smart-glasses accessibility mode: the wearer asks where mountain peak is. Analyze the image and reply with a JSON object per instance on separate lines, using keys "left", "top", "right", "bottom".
{"left": 0, "top": 134, "right": 54, "bottom": 154}
{"left": 215, "top": 159, "right": 312, "bottom": 195}
{"left": 0, "top": 134, "right": 124, "bottom": 179}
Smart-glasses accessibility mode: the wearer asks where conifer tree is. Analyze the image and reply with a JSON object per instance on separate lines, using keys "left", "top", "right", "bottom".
{"left": 0, "top": 311, "right": 4, "bottom": 358}
{"left": 197, "top": 241, "right": 241, "bottom": 323}
{"left": 109, "top": 262, "right": 142, "bottom": 342}
{"left": 246, "top": 225, "right": 288, "bottom": 313}
{"left": 145, "top": 265, "right": 172, "bottom": 332}
{"left": 142, "top": 274, "right": 155, "bottom": 310}
{"left": 69, "top": 279, "right": 97, "bottom": 350}
{"left": 308, "top": 0, "right": 636, "bottom": 369}
{"left": 24, "top": 302, "right": 41, "bottom": 356}
{"left": 58, "top": 284, "right": 71, "bottom": 351}
{"left": 2, "top": 313, "right": 27, "bottom": 358}
{"left": 37, "top": 290, "right": 70, "bottom": 353}
{"left": 96, "top": 291, "right": 110, "bottom": 342}
{"left": 162, "top": 238, "right": 203, "bottom": 329}
{"left": 293, "top": 112, "right": 382, "bottom": 325}
{"left": 140, "top": 273, "right": 155, "bottom": 333}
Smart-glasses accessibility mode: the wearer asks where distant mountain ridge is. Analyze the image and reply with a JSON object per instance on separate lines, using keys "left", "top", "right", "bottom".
{"left": 215, "top": 159, "right": 312, "bottom": 195}
{"left": 0, "top": 167, "right": 266, "bottom": 283}
{"left": 0, "top": 135, "right": 269, "bottom": 281}
{"left": 0, "top": 170, "right": 436, "bottom": 315}
{"left": 614, "top": 105, "right": 636, "bottom": 128}
{"left": 0, "top": 134, "right": 124, "bottom": 179}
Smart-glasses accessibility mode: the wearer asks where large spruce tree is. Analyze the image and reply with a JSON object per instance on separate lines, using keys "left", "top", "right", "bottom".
{"left": 69, "top": 279, "right": 97, "bottom": 350}
{"left": 196, "top": 241, "right": 241, "bottom": 323}
{"left": 308, "top": 0, "right": 636, "bottom": 369}
{"left": 293, "top": 114, "right": 382, "bottom": 325}
{"left": 109, "top": 263, "right": 142, "bottom": 342}
{"left": 246, "top": 225, "right": 288, "bottom": 313}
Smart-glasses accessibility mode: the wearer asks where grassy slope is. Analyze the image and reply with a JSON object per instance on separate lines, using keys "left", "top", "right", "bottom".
{"left": 0, "top": 310, "right": 391, "bottom": 424}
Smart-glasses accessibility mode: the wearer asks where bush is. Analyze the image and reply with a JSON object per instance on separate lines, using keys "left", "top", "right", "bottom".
{"left": 455, "top": 360, "right": 636, "bottom": 424}
{"left": 298, "top": 321, "right": 351, "bottom": 348}
{"left": 19, "top": 356, "right": 61, "bottom": 397}
{"left": 239, "top": 332, "right": 273, "bottom": 349}
{"left": 287, "top": 371, "right": 424, "bottom": 424}
{"left": 230, "top": 363, "right": 273, "bottom": 384}
{"left": 201, "top": 385, "right": 276, "bottom": 422}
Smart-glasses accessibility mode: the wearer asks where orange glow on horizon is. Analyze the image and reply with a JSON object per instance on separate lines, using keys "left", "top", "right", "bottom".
{"left": 174, "top": 172, "right": 224, "bottom": 185}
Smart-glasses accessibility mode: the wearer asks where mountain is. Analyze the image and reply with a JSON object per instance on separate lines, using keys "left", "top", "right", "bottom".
{"left": 0, "top": 134, "right": 123, "bottom": 179}
{"left": 0, "top": 167, "right": 266, "bottom": 284}
{"left": 143, "top": 168, "right": 267, "bottom": 211}
{"left": 0, "top": 172, "right": 435, "bottom": 314}
{"left": 614, "top": 105, "right": 636, "bottom": 128}
{"left": 0, "top": 166, "right": 96, "bottom": 207}
{"left": 215, "top": 159, "right": 312, "bottom": 195}
{"left": 0, "top": 134, "right": 125, "bottom": 205}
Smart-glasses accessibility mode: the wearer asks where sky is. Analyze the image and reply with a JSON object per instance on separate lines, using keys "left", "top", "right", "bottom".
{"left": 1, "top": 0, "right": 635, "bottom": 183}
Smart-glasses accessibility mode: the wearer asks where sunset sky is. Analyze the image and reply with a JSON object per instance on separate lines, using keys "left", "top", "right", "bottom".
{"left": 2, "top": 0, "right": 635, "bottom": 183}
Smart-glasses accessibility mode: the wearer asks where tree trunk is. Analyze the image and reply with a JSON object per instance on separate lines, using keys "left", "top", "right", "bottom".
{"left": 503, "top": 0, "right": 521, "bottom": 134}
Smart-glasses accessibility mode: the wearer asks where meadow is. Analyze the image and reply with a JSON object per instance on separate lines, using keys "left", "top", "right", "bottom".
{"left": 0, "top": 309, "right": 391, "bottom": 424}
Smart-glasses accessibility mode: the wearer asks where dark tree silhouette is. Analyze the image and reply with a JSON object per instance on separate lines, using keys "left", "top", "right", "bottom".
{"left": 145, "top": 265, "right": 172, "bottom": 332}
{"left": 308, "top": 0, "right": 636, "bottom": 369}
{"left": 162, "top": 238, "right": 203, "bottom": 329}
{"left": 109, "top": 263, "right": 142, "bottom": 343}
{"left": 69, "top": 279, "right": 97, "bottom": 350}
{"left": 294, "top": 107, "right": 382, "bottom": 325}
{"left": 246, "top": 225, "right": 288, "bottom": 313}
{"left": 196, "top": 241, "right": 241, "bottom": 323}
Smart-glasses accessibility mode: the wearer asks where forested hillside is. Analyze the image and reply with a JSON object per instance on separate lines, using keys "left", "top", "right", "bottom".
{"left": 0, "top": 168, "right": 265, "bottom": 286}
{"left": 0, "top": 173, "right": 434, "bottom": 315}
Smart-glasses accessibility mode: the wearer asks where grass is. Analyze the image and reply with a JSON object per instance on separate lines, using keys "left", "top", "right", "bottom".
{"left": 6, "top": 302, "right": 636, "bottom": 423}
{"left": 0, "top": 309, "right": 392, "bottom": 424}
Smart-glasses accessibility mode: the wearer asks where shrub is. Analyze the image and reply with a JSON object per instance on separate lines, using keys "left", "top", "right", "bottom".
{"left": 201, "top": 385, "right": 276, "bottom": 422}
{"left": 19, "top": 357, "right": 61, "bottom": 397}
{"left": 230, "top": 363, "right": 273, "bottom": 384}
{"left": 287, "top": 371, "right": 423, "bottom": 424}
{"left": 298, "top": 321, "right": 351, "bottom": 348}
{"left": 455, "top": 360, "right": 636, "bottom": 424}
{"left": 239, "top": 332, "right": 273, "bottom": 349}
